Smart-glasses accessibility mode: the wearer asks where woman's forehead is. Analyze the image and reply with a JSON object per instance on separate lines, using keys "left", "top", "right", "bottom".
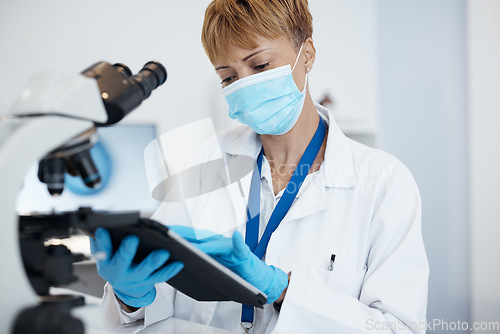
{"left": 214, "top": 36, "right": 294, "bottom": 66}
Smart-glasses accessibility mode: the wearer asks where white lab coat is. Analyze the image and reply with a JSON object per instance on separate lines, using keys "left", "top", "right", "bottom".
{"left": 101, "top": 104, "right": 429, "bottom": 334}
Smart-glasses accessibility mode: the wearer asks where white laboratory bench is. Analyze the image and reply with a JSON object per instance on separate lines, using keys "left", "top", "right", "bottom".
{"left": 75, "top": 304, "right": 237, "bottom": 334}
{"left": 50, "top": 288, "right": 238, "bottom": 334}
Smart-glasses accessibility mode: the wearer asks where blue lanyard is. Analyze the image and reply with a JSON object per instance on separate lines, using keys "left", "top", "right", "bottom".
{"left": 241, "top": 117, "right": 327, "bottom": 325}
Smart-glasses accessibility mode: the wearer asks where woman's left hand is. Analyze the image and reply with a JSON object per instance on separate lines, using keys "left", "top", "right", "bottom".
{"left": 169, "top": 225, "right": 288, "bottom": 304}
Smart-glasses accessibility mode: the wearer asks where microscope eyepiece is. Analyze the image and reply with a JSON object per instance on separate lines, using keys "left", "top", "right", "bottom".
{"left": 129, "top": 61, "right": 167, "bottom": 99}
{"left": 82, "top": 61, "right": 167, "bottom": 125}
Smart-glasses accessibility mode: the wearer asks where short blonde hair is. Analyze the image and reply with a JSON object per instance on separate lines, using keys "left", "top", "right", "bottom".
{"left": 201, "top": 0, "right": 313, "bottom": 64}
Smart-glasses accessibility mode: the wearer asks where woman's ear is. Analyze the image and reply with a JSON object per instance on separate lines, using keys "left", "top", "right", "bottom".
{"left": 303, "top": 37, "right": 316, "bottom": 72}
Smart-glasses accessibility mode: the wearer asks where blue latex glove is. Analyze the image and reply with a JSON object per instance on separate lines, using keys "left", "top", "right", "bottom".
{"left": 169, "top": 226, "right": 288, "bottom": 303}
{"left": 89, "top": 228, "right": 184, "bottom": 308}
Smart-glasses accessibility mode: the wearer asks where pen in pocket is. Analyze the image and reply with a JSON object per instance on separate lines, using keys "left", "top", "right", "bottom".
{"left": 327, "top": 254, "right": 336, "bottom": 271}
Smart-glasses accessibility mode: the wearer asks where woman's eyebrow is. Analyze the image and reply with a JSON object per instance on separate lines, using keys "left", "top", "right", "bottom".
{"left": 242, "top": 48, "right": 269, "bottom": 62}
{"left": 215, "top": 65, "right": 230, "bottom": 71}
{"left": 215, "top": 48, "right": 271, "bottom": 71}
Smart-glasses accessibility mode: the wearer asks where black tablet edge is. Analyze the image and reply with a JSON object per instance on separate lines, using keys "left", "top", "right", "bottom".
{"left": 162, "top": 225, "right": 268, "bottom": 304}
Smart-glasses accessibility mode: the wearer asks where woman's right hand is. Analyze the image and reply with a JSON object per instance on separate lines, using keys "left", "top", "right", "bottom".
{"left": 89, "top": 228, "right": 184, "bottom": 308}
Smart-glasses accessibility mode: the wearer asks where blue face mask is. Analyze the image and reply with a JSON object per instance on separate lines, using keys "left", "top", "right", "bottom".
{"left": 222, "top": 44, "right": 307, "bottom": 135}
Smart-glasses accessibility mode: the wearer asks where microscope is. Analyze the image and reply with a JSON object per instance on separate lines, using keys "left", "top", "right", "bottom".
{"left": 0, "top": 61, "right": 167, "bottom": 333}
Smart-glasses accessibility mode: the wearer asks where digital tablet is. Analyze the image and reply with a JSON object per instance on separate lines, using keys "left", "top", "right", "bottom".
{"left": 71, "top": 208, "right": 267, "bottom": 308}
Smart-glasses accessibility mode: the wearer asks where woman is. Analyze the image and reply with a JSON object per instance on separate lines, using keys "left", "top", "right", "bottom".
{"left": 92, "top": 0, "right": 429, "bottom": 333}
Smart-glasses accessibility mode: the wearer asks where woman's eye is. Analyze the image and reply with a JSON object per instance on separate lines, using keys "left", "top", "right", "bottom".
{"left": 221, "top": 76, "right": 235, "bottom": 85}
{"left": 254, "top": 63, "right": 269, "bottom": 71}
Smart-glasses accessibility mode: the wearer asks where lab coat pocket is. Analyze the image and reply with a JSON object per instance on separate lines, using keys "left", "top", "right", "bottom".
{"left": 312, "top": 266, "right": 367, "bottom": 299}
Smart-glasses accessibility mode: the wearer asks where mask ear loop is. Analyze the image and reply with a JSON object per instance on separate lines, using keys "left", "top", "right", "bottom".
{"left": 301, "top": 72, "right": 308, "bottom": 93}
{"left": 291, "top": 43, "right": 308, "bottom": 92}
{"left": 291, "top": 43, "right": 305, "bottom": 72}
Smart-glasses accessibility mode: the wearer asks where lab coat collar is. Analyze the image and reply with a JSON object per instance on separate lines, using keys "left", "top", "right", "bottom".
{"left": 224, "top": 126, "right": 261, "bottom": 160}
{"left": 317, "top": 104, "right": 357, "bottom": 188}
{"left": 224, "top": 104, "right": 357, "bottom": 189}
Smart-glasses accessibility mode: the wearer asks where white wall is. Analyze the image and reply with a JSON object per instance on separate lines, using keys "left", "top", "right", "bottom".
{"left": 377, "top": 0, "right": 470, "bottom": 331}
{"left": 467, "top": 0, "right": 500, "bottom": 330}
{"left": 0, "top": 0, "right": 379, "bottom": 135}
{"left": 0, "top": 0, "right": 227, "bottom": 134}
{"left": 309, "top": 0, "right": 378, "bottom": 130}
